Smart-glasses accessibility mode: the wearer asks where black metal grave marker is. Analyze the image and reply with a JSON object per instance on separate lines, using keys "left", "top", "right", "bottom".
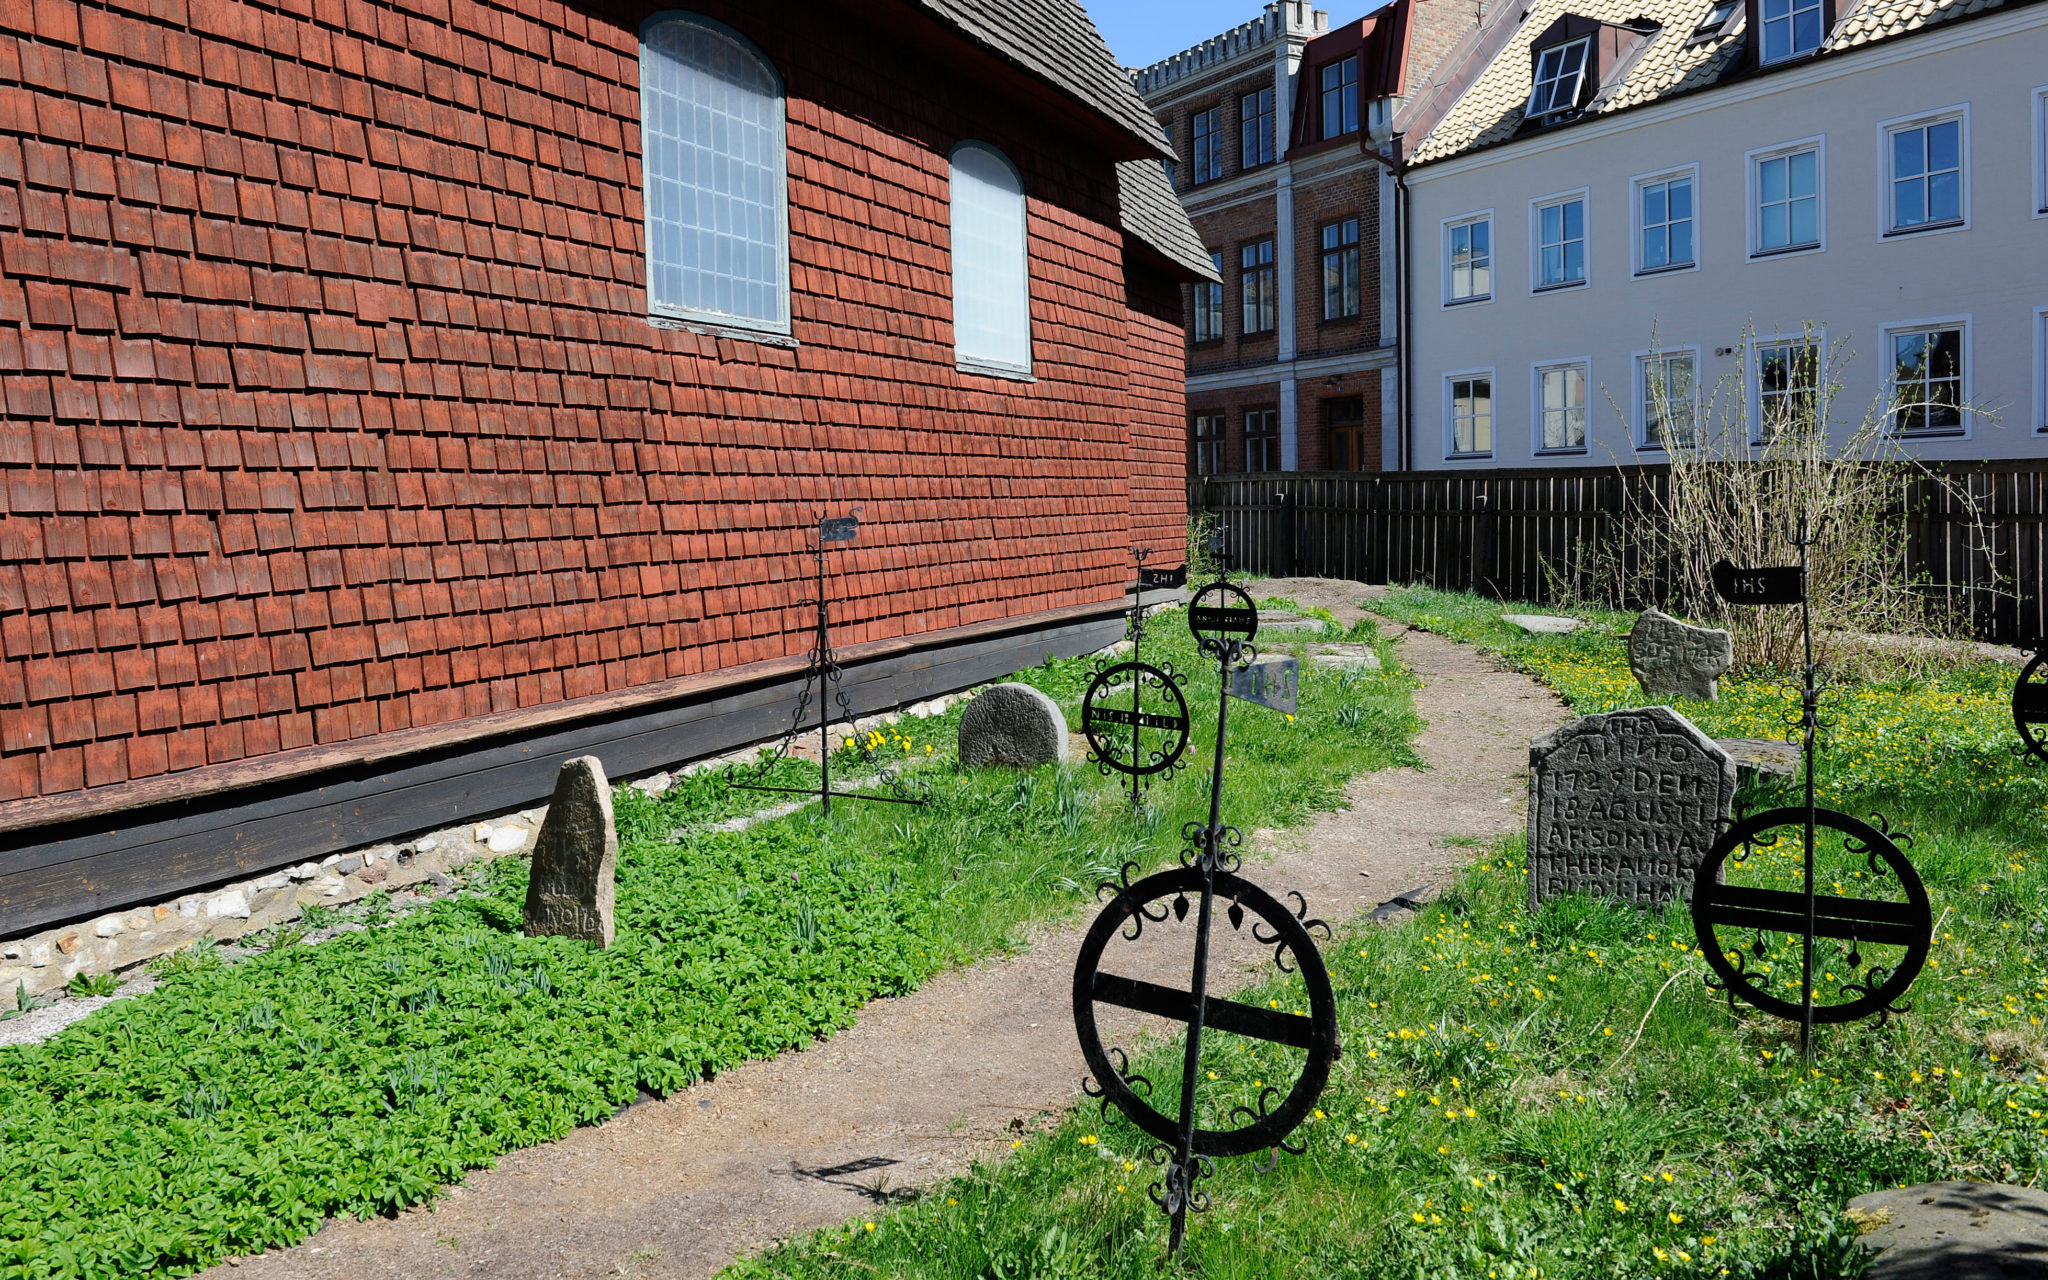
{"left": 2010, "top": 648, "right": 2048, "bottom": 766}
{"left": 1694, "top": 528, "right": 1931, "bottom": 1057}
{"left": 1073, "top": 588, "right": 1338, "bottom": 1258}
{"left": 725, "top": 513, "right": 926, "bottom": 814}
{"left": 1082, "top": 548, "right": 1194, "bottom": 808}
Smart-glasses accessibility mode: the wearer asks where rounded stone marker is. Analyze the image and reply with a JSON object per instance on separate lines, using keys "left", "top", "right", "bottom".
{"left": 1845, "top": 1180, "right": 2048, "bottom": 1279}
{"left": 523, "top": 756, "right": 617, "bottom": 948}
{"left": 957, "top": 683, "right": 1069, "bottom": 769}
{"left": 1629, "top": 607, "right": 1734, "bottom": 701}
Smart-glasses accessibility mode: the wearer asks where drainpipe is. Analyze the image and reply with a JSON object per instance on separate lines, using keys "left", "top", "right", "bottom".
{"left": 1357, "top": 128, "right": 1411, "bottom": 470}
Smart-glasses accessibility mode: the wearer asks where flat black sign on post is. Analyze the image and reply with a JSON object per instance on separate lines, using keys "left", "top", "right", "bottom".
{"left": 726, "top": 513, "right": 926, "bottom": 814}
{"left": 1073, "top": 586, "right": 1339, "bottom": 1259}
{"left": 1693, "top": 536, "right": 1931, "bottom": 1059}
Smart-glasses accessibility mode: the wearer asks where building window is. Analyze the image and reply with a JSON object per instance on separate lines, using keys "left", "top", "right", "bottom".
{"left": 1447, "top": 374, "right": 1494, "bottom": 457}
{"left": 1244, "top": 410, "right": 1279, "bottom": 472}
{"left": 2036, "top": 307, "right": 2048, "bottom": 433}
{"left": 1192, "top": 106, "right": 1224, "bottom": 184}
{"left": 1756, "top": 338, "right": 1820, "bottom": 439}
{"left": 1445, "top": 215, "right": 1491, "bottom": 303}
{"left": 1192, "top": 413, "right": 1225, "bottom": 475}
{"left": 1637, "top": 171, "right": 1695, "bottom": 273}
{"left": 1327, "top": 397, "right": 1367, "bottom": 471}
{"left": 1759, "top": 0, "right": 1825, "bottom": 64}
{"left": 949, "top": 143, "right": 1030, "bottom": 375}
{"left": 1535, "top": 362, "right": 1589, "bottom": 453}
{"left": 1637, "top": 350, "right": 1698, "bottom": 449}
{"left": 1885, "top": 112, "right": 1964, "bottom": 234}
{"left": 1753, "top": 142, "right": 1821, "bottom": 255}
{"left": 1240, "top": 88, "right": 1274, "bottom": 170}
{"left": 1885, "top": 322, "right": 1966, "bottom": 435}
{"left": 1690, "top": 0, "right": 1740, "bottom": 41}
{"left": 1193, "top": 252, "right": 1224, "bottom": 343}
{"left": 1161, "top": 123, "right": 1177, "bottom": 188}
{"left": 1241, "top": 240, "right": 1276, "bottom": 335}
{"left": 1526, "top": 38, "right": 1590, "bottom": 118}
{"left": 2036, "top": 88, "right": 2048, "bottom": 215}
{"left": 1320, "top": 55, "right": 1358, "bottom": 139}
{"left": 1534, "top": 193, "right": 1586, "bottom": 289}
{"left": 640, "top": 14, "right": 789, "bottom": 334}
{"left": 1321, "top": 218, "right": 1360, "bottom": 320}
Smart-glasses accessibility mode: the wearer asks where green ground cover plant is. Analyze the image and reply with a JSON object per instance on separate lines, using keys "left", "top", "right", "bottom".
{"left": 728, "top": 589, "right": 2048, "bottom": 1280}
{"left": 0, "top": 610, "right": 1417, "bottom": 1280}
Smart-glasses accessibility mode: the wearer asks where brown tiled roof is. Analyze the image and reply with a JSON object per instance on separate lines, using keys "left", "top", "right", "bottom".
{"left": 1410, "top": 0, "right": 2033, "bottom": 164}
{"left": 1117, "top": 159, "right": 1222, "bottom": 281}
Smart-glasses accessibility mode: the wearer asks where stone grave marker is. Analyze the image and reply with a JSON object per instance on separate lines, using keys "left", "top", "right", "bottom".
{"left": 1527, "top": 706, "right": 1737, "bottom": 909}
{"left": 523, "top": 756, "right": 618, "bottom": 947}
{"left": 1503, "top": 614, "right": 1582, "bottom": 634}
{"left": 958, "top": 682, "right": 1069, "bottom": 768}
{"left": 1845, "top": 1180, "right": 2048, "bottom": 1280}
{"left": 1629, "top": 607, "right": 1734, "bottom": 701}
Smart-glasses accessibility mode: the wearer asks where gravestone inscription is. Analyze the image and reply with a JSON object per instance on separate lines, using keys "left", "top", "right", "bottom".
{"left": 1628, "top": 608, "right": 1734, "bottom": 701}
{"left": 524, "top": 755, "right": 618, "bottom": 947}
{"left": 1527, "top": 707, "right": 1737, "bottom": 909}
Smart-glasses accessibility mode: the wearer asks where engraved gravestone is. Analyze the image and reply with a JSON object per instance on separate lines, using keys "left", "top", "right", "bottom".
{"left": 1628, "top": 608, "right": 1734, "bottom": 701}
{"left": 524, "top": 755, "right": 618, "bottom": 947}
{"left": 959, "top": 682, "right": 1070, "bottom": 769}
{"left": 1527, "top": 707, "right": 1737, "bottom": 909}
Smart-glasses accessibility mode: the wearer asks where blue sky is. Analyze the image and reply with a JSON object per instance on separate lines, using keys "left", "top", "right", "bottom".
{"left": 1091, "top": 0, "right": 1387, "bottom": 70}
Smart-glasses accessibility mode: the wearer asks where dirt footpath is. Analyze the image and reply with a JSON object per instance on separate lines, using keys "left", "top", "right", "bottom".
{"left": 207, "top": 581, "right": 1567, "bottom": 1280}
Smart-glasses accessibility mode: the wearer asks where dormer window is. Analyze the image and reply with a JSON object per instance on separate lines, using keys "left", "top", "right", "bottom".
{"left": 1759, "top": 0, "right": 1825, "bottom": 63}
{"left": 1688, "top": 0, "right": 1739, "bottom": 42}
{"left": 1527, "top": 37, "right": 1591, "bottom": 118}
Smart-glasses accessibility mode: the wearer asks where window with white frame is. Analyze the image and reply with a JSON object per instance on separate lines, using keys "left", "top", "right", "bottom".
{"left": 1535, "top": 362, "right": 1589, "bottom": 452}
{"left": 1193, "top": 252, "right": 1224, "bottom": 343}
{"left": 1446, "top": 215, "right": 1491, "bottom": 303}
{"left": 1192, "top": 413, "right": 1225, "bottom": 475}
{"left": 1447, "top": 374, "right": 1494, "bottom": 457}
{"left": 1526, "top": 38, "right": 1590, "bottom": 118}
{"left": 1321, "top": 56, "right": 1359, "bottom": 138}
{"left": 1322, "top": 218, "right": 1360, "bottom": 320}
{"left": 1885, "top": 322, "right": 1966, "bottom": 435}
{"left": 2036, "top": 307, "right": 2048, "bottom": 433}
{"left": 1637, "top": 171, "right": 1695, "bottom": 272}
{"left": 1535, "top": 194, "right": 1586, "bottom": 289}
{"left": 640, "top": 15, "right": 789, "bottom": 333}
{"left": 1192, "top": 106, "right": 1224, "bottom": 184}
{"left": 1637, "top": 350, "right": 1698, "bottom": 449}
{"left": 1755, "top": 338, "right": 1820, "bottom": 439}
{"left": 2036, "top": 88, "right": 2048, "bottom": 215}
{"left": 1753, "top": 143, "right": 1821, "bottom": 255}
{"left": 1885, "top": 112, "right": 1964, "bottom": 234}
{"left": 949, "top": 142, "right": 1030, "bottom": 375}
{"left": 1241, "top": 240, "right": 1277, "bottom": 335}
{"left": 1241, "top": 88, "right": 1275, "bottom": 170}
{"left": 1759, "top": 0, "right": 1825, "bottom": 64}
{"left": 1244, "top": 409, "right": 1279, "bottom": 472}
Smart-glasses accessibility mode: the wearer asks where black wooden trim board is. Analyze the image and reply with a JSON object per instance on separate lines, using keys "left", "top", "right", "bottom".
{"left": 0, "top": 602, "right": 1129, "bottom": 937}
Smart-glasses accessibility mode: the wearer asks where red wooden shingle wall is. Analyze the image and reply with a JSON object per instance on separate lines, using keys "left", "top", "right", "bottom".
{"left": 0, "top": 0, "right": 1186, "bottom": 806}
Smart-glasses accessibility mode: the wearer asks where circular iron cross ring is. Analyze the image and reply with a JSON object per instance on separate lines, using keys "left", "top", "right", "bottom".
{"left": 1187, "top": 581, "right": 1258, "bottom": 646}
{"left": 1691, "top": 806, "right": 1932, "bottom": 1026}
{"left": 1072, "top": 867, "right": 1340, "bottom": 1158}
{"left": 2013, "top": 649, "right": 2048, "bottom": 764}
{"left": 1080, "top": 662, "right": 1190, "bottom": 779}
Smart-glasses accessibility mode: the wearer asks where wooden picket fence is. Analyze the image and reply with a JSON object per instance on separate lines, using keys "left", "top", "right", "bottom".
{"left": 1187, "top": 462, "right": 2048, "bottom": 645}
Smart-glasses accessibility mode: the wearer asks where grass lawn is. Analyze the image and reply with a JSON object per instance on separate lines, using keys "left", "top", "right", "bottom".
{"left": 727, "top": 588, "right": 2048, "bottom": 1280}
{"left": 0, "top": 608, "right": 1417, "bottom": 1280}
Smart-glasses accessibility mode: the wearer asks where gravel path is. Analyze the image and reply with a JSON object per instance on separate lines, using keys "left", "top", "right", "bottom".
{"left": 203, "top": 582, "right": 1569, "bottom": 1280}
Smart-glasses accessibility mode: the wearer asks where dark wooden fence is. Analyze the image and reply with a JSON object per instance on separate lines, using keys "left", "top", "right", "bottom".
{"left": 1188, "top": 462, "right": 2048, "bottom": 645}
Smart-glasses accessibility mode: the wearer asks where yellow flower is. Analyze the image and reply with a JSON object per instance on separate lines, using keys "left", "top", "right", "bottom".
{"left": 1614, "top": 1199, "right": 1629, "bottom": 1213}
{"left": 864, "top": 1222, "right": 875, "bottom": 1231}
{"left": 1079, "top": 1135, "right": 1098, "bottom": 1145}
{"left": 1669, "top": 1211, "right": 1684, "bottom": 1224}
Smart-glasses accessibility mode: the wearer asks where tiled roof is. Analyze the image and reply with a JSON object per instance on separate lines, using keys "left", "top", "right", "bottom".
{"left": 1410, "top": 0, "right": 2031, "bottom": 164}
{"left": 913, "top": 0, "right": 1176, "bottom": 158}
{"left": 1117, "top": 159, "right": 1223, "bottom": 280}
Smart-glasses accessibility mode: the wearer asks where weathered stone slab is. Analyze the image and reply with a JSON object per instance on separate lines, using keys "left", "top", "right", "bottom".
{"left": 1503, "top": 614, "right": 1582, "bottom": 634}
{"left": 1716, "top": 736, "right": 1799, "bottom": 786}
{"left": 1528, "top": 707, "right": 1737, "bottom": 909}
{"left": 1628, "top": 608, "right": 1734, "bottom": 701}
{"left": 523, "top": 756, "right": 617, "bottom": 948}
{"left": 958, "top": 683, "right": 1069, "bottom": 769}
{"left": 1309, "top": 642, "right": 1381, "bottom": 671}
{"left": 1846, "top": 1180, "right": 2048, "bottom": 1280}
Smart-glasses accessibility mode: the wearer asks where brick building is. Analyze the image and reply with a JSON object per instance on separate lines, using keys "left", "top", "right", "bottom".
{"left": 0, "top": 0, "right": 1214, "bottom": 932}
{"left": 1134, "top": 0, "right": 1473, "bottom": 475}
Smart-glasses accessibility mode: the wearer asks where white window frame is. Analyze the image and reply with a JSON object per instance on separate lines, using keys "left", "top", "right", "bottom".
{"left": 1192, "top": 412, "right": 1226, "bottom": 475}
{"left": 1758, "top": 0, "right": 1825, "bottom": 65}
{"left": 639, "top": 13, "right": 792, "bottom": 339}
{"left": 1748, "top": 330, "right": 1827, "bottom": 444}
{"left": 1530, "top": 358, "right": 1591, "bottom": 455}
{"left": 1444, "top": 368, "right": 1496, "bottom": 461}
{"left": 1193, "top": 252, "right": 1224, "bottom": 343}
{"left": 1632, "top": 345, "right": 1702, "bottom": 452}
{"left": 1746, "top": 136, "right": 1826, "bottom": 261}
{"left": 1243, "top": 409, "right": 1280, "bottom": 473}
{"left": 948, "top": 141, "right": 1032, "bottom": 379}
{"left": 1441, "top": 209, "right": 1495, "bottom": 307}
{"left": 1877, "top": 104, "right": 1970, "bottom": 238}
{"left": 1631, "top": 164, "right": 1700, "bottom": 277}
{"left": 1879, "top": 313, "right": 1972, "bottom": 439}
{"left": 1530, "top": 188, "right": 1590, "bottom": 293}
{"left": 1526, "top": 37, "right": 1592, "bottom": 118}
{"left": 2034, "top": 305, "right": 2048, "bottom": 434}
{"left": 2035, "top": 86, "right": 2048, "bottom": 218}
